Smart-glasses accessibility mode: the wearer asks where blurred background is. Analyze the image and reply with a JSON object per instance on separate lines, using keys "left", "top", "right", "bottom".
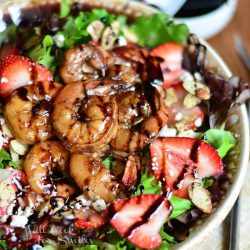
{"left": 140, "top": 0, "right": 250, "bottom": 84}
{"left": 141, "top": 0, "right": 250, "bottom": 249}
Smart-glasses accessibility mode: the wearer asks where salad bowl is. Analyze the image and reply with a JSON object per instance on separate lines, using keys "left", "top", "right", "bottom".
{"left": 0, "top": 0, "right": 249, "bottom": 249}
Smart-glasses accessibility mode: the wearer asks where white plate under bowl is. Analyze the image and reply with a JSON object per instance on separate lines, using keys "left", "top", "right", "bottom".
{"left": 0, "top": 1, "right": 249, "bottom": 249}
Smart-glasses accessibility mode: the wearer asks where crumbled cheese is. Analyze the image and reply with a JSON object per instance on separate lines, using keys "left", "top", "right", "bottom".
{"left": 53, "top": 33, "right": 65, "bottom": 48}
{"left": 10, "top": 215, "right": 28, "bottom": 228}
{"left": 118, "top": 36, "right": 128, "bottom": 46}
{"left": 10, "top": 235, "right": 17, "bottom": 242}
{"left": 0, "top": 215, "right": 8, "bottom": 223}
{"left": 158, "top": 126, "right": 177, "bottom": 137}
{"left": 177, "top": 130, "right": 202, "bottom": 139}
{"left": 92, "top": 199, "right": 106, "bottom": 212}
{"left": 0, "top": 117, "right": 5, "bottom": 125}
{"left": 194, "top": 117, "right": 203, "bottom": 127}
{"left": 76, "top": 195, "right": 92, "bottom": 207}
{"left": 61, "top": 210, "right": 75, "bottom": 220}
{"left": 175, "top": 112, "right": 183, "bottom": 121}
{"left": 23, "top": 206, "right": 33, "bottom": 217}
{"left": 6, "top": 203, "right": 15, "bottom": 215}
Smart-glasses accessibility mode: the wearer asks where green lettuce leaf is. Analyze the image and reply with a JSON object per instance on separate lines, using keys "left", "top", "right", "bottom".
{"left": 0, "top": 24, "right": 17, "bottom": 46}
{"left": 169, "top": 195, "right": 192, "bottom": 219}
{"left": 60, "top": 0, "right": 70, "bottom": 18}
{"left": 101, "top": 156, "right": 113, "bottom": 169}
{"left": 59, "top": 9, "right": 115, "bottom": 49}
{"left": 202, "top": 177, "right": 214, "bottom": 188}
{"left": 133, "top": 171, "right": 162, "bottom": 196}
{"left": 27, "top": 35, "right": 56, "bottom": 72}
{"left": 130, "top": 13, "right": 189, "bottom": 48}
{"left": 203, "top": 129, "right": 236, "bottom": 158}
{"left": 0, "top": 149, "right": 18, "bottom": 169}
{"left": 158, "top": 228, "right": 177, "bottom": 250}
{"left": 0, "top": 239, "right": 7, "bottom": 249}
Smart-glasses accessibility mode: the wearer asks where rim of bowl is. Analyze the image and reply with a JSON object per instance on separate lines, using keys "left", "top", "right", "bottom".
{"left": 0, "top": 1, "right": 249, "bottom": 249}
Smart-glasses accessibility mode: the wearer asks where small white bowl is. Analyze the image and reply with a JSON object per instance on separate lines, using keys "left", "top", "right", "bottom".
{"left": 176, "top": 0, "right": 238, "bottom": 39}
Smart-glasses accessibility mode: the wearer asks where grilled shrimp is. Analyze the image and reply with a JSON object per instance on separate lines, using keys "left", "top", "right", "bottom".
{"left": 23, "top": 141, "right": 74, "bottom": 199}
{"left": 60, "top": 44, "right": 115, "bottom": 84}
{"left": 70, "top": 154, "right": 119, "bottom": 203}
{"left": 4, "top": 81, "right": 62, "bottom": 145}
{"left": 110, "top": 87, "right": 168, "bottom": 157}
{"left": 52, "top": 81, "right": 118, "bottom": 153}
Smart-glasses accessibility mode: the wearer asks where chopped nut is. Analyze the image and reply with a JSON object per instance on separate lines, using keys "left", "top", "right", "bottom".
{"left": 87, "top": 188, "right": 101, "bottom": 201}
{"left": 123, "top": 26, "right": 138, "bottom": 43}
{"left": 82, "top": 63, "right": 95, "bottom": 74}
{"left": 101, "top": 21, "right": 120, "bottom": 50}
{"left": 180, "top": 71, "right": 194, "bottom": 82}
{"left": 188, "top": 182, "right": 212, "bottom": 213}
{"left": 10, "top": 140, "right": 28, "bottom": 155}
{"left": 183, "top": 80, "right": 196, "bottom": 95}
{"left": 194, "top": 72, "right": 202, "bottom": 81}
{"left": 175, "top": 122, "right": 186, "bottom": 133}
{"left": 164, "top": 88, "right": 178, "bottom": 106}
{"left": 86, "top": 20, "right": 105, "bottom": 41}
{"left": 196, "top": 83, "right": 211, "bottom": 100}
{"left": 177, "top": 129, "right": 202, "bottom": 139}
{"left": 9, "top": 146, "right": 19, "bottom": 162}
{"left": 183, "top": 93, "right": 201, "bottom": 109}
{"left": 2, "top": 123, "right": 13, "bottom": 137}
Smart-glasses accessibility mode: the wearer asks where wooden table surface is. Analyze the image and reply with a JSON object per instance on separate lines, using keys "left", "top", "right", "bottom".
{"left": 203, "top": 1, "right": 250, "bottom": 249}
{"left": 208, "top": 0, "right": 250, "bottom": 84}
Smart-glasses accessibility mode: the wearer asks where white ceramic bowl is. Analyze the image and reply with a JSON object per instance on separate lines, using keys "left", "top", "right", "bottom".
{"left": 0, "top": 1, "right": 249, "bottom": 249}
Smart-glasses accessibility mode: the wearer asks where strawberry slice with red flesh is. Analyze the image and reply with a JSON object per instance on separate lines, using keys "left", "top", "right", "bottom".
{"left": 110, "top": 194, "right": 172, "bottom": 249}
{"left": 150, "top": 137, "right": 223, "bottom": 199}
{"left": 166, "top": 83, "right": 204, "bottom": 131}
{"left": 150, "top": 43, "right": 183, "bottom": 88}
{"left": 0, "top": 44, "right": 20, "bottom": 59}
{"left": 0, "top": 55, "right": 53, "bottom": 100}
{"left": 74, "top": 212, "right": 106, "bottom": 230}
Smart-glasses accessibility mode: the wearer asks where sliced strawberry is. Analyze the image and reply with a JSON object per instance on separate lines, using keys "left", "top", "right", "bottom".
{"left": 74, "top": 208, "right": 106, "bottom": 230}
{"left": 166, "top": 83, "right": 204, "bottom": 131}
{"left": 150, "top": 43, "right": 183, "bottom": 88}
{"left": 0, "top": 55, "right": 32, "bottom": 99}
{"left": 150, "top": 137, "right": 223, "bottom": 198}
{"left": 0, "top": 44, "right": 20, "bottom": 59}
{"left": 0, "top": 55, "right": 53, "bottom": 100}
{"left": 74, "top": 213, "right": 106, "bottom": 230}
{"left": 33, "top": 63, "right": 53, "bottom": 82}
{"left": 110, "top": 194, "right": 172, "bottom": 249}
